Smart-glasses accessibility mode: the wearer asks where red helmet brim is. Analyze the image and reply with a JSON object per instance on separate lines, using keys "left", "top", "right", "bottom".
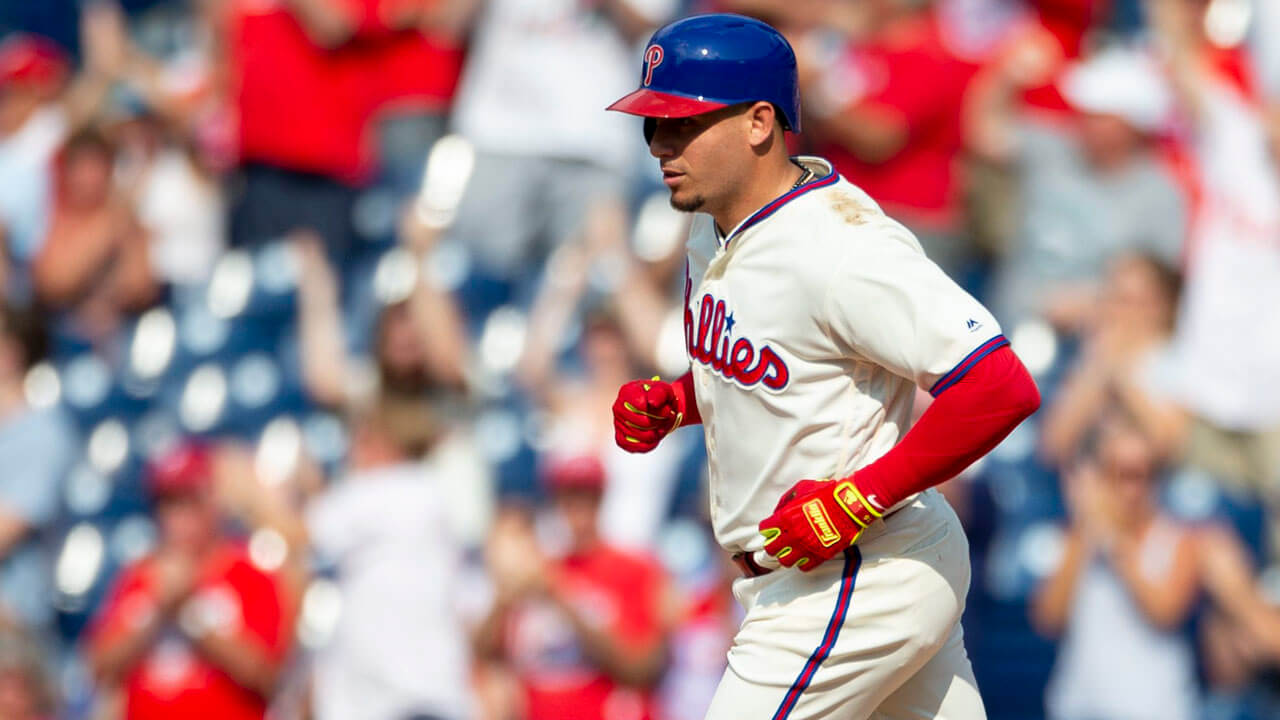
{"left": 606, "top": 88, "right": 729, "bottom": 118}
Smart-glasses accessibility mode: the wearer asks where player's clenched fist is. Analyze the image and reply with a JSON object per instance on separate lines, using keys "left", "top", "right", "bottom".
{"left": 759, "top": 478, "right": 883, "bottom": 571}
{"left": 612, "top": 378, "right": 684, "bottom": 453}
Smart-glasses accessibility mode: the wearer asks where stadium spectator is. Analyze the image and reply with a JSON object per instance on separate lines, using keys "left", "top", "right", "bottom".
{"left": 658, "top": 551, "right": 740, "bottom": 720}
{"left": 928, "top": 0, "right": 1101, "bottom": 267}
{"left": 1254, "top": 0, "right": 1280, "bottom": 102}
{"left": 475, "top": 454, "right": 676, "bottom": 720}
{"left": 0, "top": 305, "right": 75, "bottom": 633}
{"left": 297, "top": 227, "right": 468, "bottom": 403}
{"left": 222, "top": 0, "right": 466, "bottom": 255}
{"left": 522, "top": 309, "right": 686, "bottom": 551}
{"left": 1018, "top": 0, "right": 1107, "bottom": 113}
{"left": 1041, "top": 252, "right": 1186, "bottom": 463}
{"left": 0, "top": 34, "right": 69, "bottom": 293}
{"left": 0, "top": 6, "right": 126, "bottom": 302}
{"left": 31, "top": 126, "right": 157, "bottom": 349}
{"left": 966, "top": 44, "right": 1187, "bottom": 329}
{"left": 360, "top": 0, "right": 466, "bottom": 197}
{"left": 0, "top": 627, "right": 54, "bottom": 720}
{"left": 85, "top": 443, "right": 292, "bottom": 720}
{"left": 295, "top": 229, "right": 491, "bottom": 543}
{"left": 1195, "top": 524, "right": 1280, "bottom": 692}
{"left": 304, "top": 394, "right": 474, "bottom": 720}
{"left": 223, "top": 0, "right": 396, "bottom": 253}
{"left": 109, "top": 108, "right": 225, "bottom": 289}
{"left": 1032, "top": 416, "right": 1201, "bottom": 720}
{"left": 1146, "top": 0, "right": 1280, "bottom": 501}
{"left": 444, "top": 0, "right": 673, "bottom": 283}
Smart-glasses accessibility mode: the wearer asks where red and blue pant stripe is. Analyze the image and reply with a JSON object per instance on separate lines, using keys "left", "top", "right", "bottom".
{"left": 771, "top": 547, "right": 863, "bottom": 720}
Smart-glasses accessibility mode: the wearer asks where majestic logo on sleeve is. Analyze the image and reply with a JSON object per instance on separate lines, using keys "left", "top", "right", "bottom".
{"left": 642, "top": 45, "right": 664, "bottom": 87}
{"left": 683, "top": 285, "right": 790, "bottom": 391}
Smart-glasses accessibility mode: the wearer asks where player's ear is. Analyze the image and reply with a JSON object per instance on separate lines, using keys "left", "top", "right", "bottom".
{"left": 745, "top": 101, "right": 778, "bottom": 149}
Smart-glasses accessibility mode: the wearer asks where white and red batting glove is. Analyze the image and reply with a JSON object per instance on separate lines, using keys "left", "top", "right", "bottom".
{"left": 758, "top": 478, "right": 885, "bottom": 571}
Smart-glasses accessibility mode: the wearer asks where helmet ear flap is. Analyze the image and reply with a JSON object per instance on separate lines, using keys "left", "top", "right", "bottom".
{"left": 644, "top": 117, "right": 657, "bottom": 145}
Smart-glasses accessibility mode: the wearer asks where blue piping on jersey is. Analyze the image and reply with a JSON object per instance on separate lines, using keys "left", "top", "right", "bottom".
{"left": 929, "top": 334, "right": 1009, "bottom": 397}
{"left": 723, "top": 168, "right": 839, "bottom": 248}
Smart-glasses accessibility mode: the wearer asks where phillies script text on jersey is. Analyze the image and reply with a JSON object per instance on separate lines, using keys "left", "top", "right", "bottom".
{"left": 685, "top": 286, "right": 791, "bottom": 391}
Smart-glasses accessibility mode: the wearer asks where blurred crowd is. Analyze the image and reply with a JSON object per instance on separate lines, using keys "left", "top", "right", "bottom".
{"left": 0, "top": 0, "right": 1278, "bottom": 719}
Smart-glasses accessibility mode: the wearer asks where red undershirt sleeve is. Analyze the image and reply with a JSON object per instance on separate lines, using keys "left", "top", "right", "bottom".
{"left": 673, "top": 371, "right": 702, "bottom": 427}
{"left": 850, "top": 345, "right": 1041, "bottom": 511}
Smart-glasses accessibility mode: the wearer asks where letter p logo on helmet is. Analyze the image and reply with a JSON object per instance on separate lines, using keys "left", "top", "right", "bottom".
{"left": 643, "top": 45, "right": 664, "bottom": 87}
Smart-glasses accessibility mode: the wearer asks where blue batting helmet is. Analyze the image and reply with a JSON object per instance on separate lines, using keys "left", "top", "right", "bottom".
{"left": 607, "top": 14, "right": 801, "bottom": 132}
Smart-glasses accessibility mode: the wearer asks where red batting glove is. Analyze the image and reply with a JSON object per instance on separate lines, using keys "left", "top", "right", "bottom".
{"left": 612, "top": 378, "right": 684, "bottom": 453}
{"left": 758, "top": 478, "right": 883, "bottom": 571}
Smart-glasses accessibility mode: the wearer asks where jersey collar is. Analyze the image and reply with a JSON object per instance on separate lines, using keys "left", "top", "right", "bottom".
{"left": 718, "top": 156, "right": 838, "bottom": 249}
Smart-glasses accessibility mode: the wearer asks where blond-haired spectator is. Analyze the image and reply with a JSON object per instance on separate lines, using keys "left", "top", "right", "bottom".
{"left": 1033, "top": 416, "right": 1201, "bottom": 720}
{"left": 1042, "top": 252, "right": 1187, "bottom": 463}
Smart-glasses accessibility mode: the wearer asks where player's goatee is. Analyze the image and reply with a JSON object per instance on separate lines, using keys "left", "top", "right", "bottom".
{"left": 671, "top": 194, "right": 705, "bottom": 213}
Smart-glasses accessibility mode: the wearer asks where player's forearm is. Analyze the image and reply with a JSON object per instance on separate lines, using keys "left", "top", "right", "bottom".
{"left": 851, "top": 346, "right": 1040, "bottom": 511}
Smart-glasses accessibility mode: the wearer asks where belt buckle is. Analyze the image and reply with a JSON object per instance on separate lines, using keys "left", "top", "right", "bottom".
{"left": 731, "top": 551, "right": 771, "bottom": 578}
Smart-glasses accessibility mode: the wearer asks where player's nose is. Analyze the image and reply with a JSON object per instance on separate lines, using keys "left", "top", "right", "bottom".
{"left": 647, "top": 121, "right": 677, "bottom": 159}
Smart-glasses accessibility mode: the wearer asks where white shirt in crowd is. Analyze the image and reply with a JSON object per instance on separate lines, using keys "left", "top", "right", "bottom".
{"left": 135, "top": 149, "right": 225, "bottom": 287}
{"left": 1172, "top": 79, "right": 1280, "bottom": 430}
{"left": 1045, "top": 519, "right": 1199, "bottom": 720}
{"left": 307, "top": 462, "right": 473, "bottom": 720}
{"left": 450, "top": 0, "right": 676, "bottom": 171}
{"left": 1249, "top": 0, "right": 1280, "bottom": 101}
{"left": 0, "top": 106, "right": 66, "bottom": 264}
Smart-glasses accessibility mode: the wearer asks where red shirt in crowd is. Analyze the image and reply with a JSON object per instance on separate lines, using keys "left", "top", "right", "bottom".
{"left": 820, "top": 13, "right": 977, "bottom": 231}
{"left": 224, "top": 0, "right": 462, "bottom": 184}
{"left": 86, "top": 543, "right": 290, "bottom": 720}
{"left": 345, "top": 0, "right": 464, "bottom": 113}
{"left": 507, "top": 545, "right": 667, "bottom": 720}
{"left": 1019, "top": 0, "right": 1105, "bottom": 113}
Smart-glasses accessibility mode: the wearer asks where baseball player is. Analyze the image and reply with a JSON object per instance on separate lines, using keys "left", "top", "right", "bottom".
{"left": 607, "top": 14, "right": 1041, "bottom": 720}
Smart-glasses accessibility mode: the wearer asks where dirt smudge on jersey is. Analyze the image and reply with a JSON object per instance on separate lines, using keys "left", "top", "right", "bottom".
{"left": 829, "top": 192, "right": 872, "bottom": 226}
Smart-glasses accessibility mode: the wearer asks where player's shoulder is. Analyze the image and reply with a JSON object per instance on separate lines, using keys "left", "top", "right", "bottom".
{"left": 790, "top": 159, "right": 928, "bottom": 256}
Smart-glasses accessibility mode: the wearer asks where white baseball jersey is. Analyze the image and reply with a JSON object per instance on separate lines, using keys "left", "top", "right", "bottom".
{"left": 683, "top": 156, "right": 1006, "bottom": 554}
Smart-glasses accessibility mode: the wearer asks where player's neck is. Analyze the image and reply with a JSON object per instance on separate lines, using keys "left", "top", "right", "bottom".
{"left": 711, "top": 155, "right": 807, "bottom": 236}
